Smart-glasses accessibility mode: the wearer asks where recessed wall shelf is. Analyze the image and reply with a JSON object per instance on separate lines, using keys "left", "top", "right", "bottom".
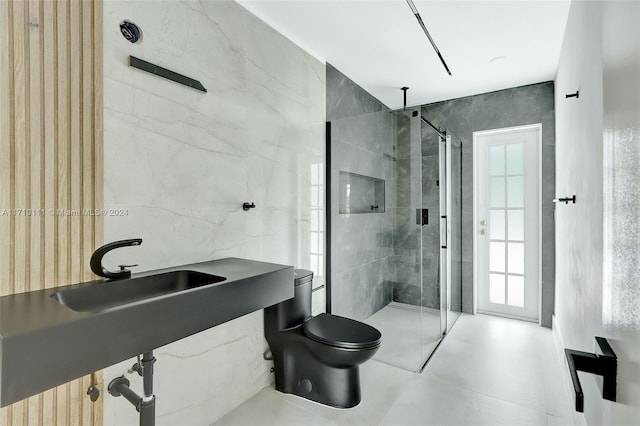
{"left": 338, "top": 171, "right": 385, "bottom": 214}
{"left": 129, "top": 56, "right": 207, "bottom": 93}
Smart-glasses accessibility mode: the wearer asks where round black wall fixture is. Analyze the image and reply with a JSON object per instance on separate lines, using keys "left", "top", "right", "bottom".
{"left": 120, "top": 20, "right": 142, "bottom": 44}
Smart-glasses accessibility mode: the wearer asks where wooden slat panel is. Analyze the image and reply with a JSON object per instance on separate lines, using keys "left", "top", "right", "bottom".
{"left": 92, "top": 5, "right": 104, "bottom": 425}
{"left": 0, "top": 0, "right": 15, "bottom": 301}
{"left": 82, "top": 0, "right": 94, "bottom": 283}
{"left": 28, "top": 0, "right": 43, "bottom": 294}
{"left": 41, "top": 0, "right": 58, "bottom": 423}
{"left": 42, "top": 0, "right": 56, "bottom": 292}
{"left": 69, "top": 0, "right": 81, "bottom": 289}
{"left": 3, "top": 0, "right": 17, "bottom": 301}
{"left": 56, "top": 0, "right": 70, "bottom": 293}
{"left": 26, "top": 65, "right": 43, "bottom": 401}
{"left": 93, "top": 0, "right": 104, "bottom": 261}
{"left": 0, "top": 0, "right": 104, "bottom": 424}
{"left": 12, "top": 0, "right": 27, "bottom": 299}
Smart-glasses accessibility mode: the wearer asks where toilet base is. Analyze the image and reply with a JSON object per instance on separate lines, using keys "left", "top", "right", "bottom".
{"left": 273, "top": 347, "right": 361, "bottom": 409}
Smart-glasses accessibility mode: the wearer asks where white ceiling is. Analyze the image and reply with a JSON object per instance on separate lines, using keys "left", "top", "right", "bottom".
{"left": 237, "top": 0, "right": 572, "bottom": 109}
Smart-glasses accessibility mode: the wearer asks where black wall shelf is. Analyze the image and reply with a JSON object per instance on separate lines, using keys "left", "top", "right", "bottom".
{"left": 129, "top": 56, "right": 207, "bottom": 93}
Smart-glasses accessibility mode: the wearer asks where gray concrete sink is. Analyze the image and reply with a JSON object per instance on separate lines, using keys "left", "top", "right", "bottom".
{"left": 51, "top": 270, "right": 226, "bottom": 313}
{"left": 0, "top": 257, "right": 293, "bottom": 407}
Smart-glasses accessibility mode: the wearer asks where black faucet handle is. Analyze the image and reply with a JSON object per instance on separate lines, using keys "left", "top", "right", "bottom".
{"left": 118, "top": 264, "right": 139, "bottom": 271}
{"left": 90, "top": 238, "right": 143, "bottom": 280}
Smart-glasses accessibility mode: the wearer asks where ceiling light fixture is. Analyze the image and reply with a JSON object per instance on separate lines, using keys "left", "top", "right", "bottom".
{"left": 405, "top": 0, "right": 452, "bottom": 76}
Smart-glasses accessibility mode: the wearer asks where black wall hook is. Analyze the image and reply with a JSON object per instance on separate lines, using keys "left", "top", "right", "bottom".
{"left": 553, "top": 195, "right": 576, "bottom": 204}
{"left": 565, "top": 337, "right": 617, "bottom": 412}
{"left": 242, "top": 202, "right": 256, "bottom": 211}
{"left": 566, "top": 90, "right": 579, "bottom": 99}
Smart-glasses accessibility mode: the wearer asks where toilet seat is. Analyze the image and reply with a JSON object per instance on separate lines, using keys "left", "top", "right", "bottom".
{"left": 303, "top": 313, "right": 382, "bottom": 350}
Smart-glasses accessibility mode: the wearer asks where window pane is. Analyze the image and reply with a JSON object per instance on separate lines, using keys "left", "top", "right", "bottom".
{"left": 310, "top": 232, "right": 319, "bottom": 253}
{"left": 311, "top": 211, "right": 319, "bottom": 231}
{"left": 507, "top": 176, "right": 524, "bottom": 208}
{"left": 489, "top": 145, "right": 505, "bottom": 176}
{"left": 506, "top": 143, "right": 524, "bottom": 175}
{"left": 508, "top": 210, "right": 524, "bottom": 241}
{"left": 490, "top": 210, "right": 505, "bottom": 240}
{"left": 490, "top": 177, "right": 505, "bottom": 207}
{"left": 507, "top": 275, "right": 525, "bottom": 307}
{"left": 508, "top": 242, "right": 524, "bottom": 274}
{"left": 490, "top": 241, "right": 505, "bottom": 272}
{"left": 490, "top": 273, "right": 506, "bottom": 304}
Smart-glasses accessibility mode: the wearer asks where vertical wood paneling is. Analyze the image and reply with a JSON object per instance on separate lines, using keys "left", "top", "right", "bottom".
{"left": 41, "top": 1, "right": 57, "bottom": 423}
{"left": 28, "top": 0, "right": 43, "bottom": 295}
{"left": 81, "top": 0, "right": 93, "bottom": 283}
{"left": 0, "top": 1, "right": 104, "bottom": 424}
{"left": 69, "top": 0, "right": 81, "bottom": 290}
{"left": 93, "top": 0, "right": 104, "bottom": 267}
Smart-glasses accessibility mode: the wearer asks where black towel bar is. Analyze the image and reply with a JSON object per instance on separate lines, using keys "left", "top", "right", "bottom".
{"left": 564, "top": 337, "right": 617, "bottom": 412}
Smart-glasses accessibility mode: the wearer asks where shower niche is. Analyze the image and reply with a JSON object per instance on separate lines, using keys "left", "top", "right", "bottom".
{"left": 338, "top": 171, "right": 385, "bottom": 214}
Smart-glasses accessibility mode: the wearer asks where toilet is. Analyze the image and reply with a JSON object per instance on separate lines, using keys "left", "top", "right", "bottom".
{"left": 264, "top": 269, "right": 382, "bottom": 408}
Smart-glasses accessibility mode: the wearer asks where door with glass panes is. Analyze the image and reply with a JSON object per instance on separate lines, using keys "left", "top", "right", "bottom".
{"left": 474, "top": 125, "right": 540, "bottom": 321}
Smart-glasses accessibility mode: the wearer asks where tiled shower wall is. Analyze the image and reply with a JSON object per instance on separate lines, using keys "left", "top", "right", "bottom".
{"left": 327, "top": 64, "right": 394, "bottom": 321}
{"left": 391, "top": 113, "right": 439, "bottom": 309}
{"left": 391, "top": 117, "right": 463, "bottom": 312}
{"left": 421, "top": 82, "right": 556, "bottom": 326}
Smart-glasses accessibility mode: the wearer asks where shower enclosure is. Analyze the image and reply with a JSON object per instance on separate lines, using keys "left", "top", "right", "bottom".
{"left": 327, "top": 105, "right": 462, "bottom": 372}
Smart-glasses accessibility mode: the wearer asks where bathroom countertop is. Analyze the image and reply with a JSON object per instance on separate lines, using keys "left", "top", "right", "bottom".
{"left": 0, "top": 257, "right": 293, "bottom": 407}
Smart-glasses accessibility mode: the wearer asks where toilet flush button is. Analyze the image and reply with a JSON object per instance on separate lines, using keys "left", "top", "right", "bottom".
{"left": 299, "top": 379, "right": 313, "bottom": 394}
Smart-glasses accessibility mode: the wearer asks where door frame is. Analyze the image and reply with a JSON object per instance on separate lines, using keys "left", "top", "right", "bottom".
{"left": 472, "top": 123, "right": 542, "bottom": 325}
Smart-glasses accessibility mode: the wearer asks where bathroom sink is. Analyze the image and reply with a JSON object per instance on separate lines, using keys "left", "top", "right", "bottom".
{"left": 51, "top": 270, "right": 226, "bottom": 313}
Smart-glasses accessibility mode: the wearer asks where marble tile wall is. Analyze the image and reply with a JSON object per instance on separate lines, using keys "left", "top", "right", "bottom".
{"left": 102, "top": 1, "right": 325, "bottom": 424}
{"left": 327, "top": 64, "right": 394, "bottom": 321}
{"left": 557, "top": 2, "right": 640, "bottom": 424}
{"left": 421, "top": 82, "right": 556, "bottom": 326}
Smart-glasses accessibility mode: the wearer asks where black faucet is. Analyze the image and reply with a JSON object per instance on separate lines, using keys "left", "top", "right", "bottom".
{"left": 90, "top": 238, "right": 142, "bottom": 280}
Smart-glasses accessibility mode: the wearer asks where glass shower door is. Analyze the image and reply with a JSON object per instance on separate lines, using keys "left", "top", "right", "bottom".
{"left": 447, "top": 137, "right": 463, "bottom": 332}
{"left": 363, "top": 107, "right": 426, "bottom": 372}
{"left": 436, "top": 135, "right": 464, "bottom": 340}
{"left": 354, "top": 108, "right": 462, "bottom": 372}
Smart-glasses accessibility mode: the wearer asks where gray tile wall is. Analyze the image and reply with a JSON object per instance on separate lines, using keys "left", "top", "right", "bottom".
{"left": 421, "top": 82, "right": 556, "bottom": 327}
{"left": 327, "top": 64, "right": 395, "bottom": 320}
{"left": 391, "top": 112, "right": 424, "bottom": 307}
{"left": 392, "top": 114, "right": 443, "bottom": 310}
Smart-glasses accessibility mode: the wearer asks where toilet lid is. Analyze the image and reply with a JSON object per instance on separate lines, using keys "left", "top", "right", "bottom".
{"left": 303, "top": 313, "right": 382, "bottom": 350}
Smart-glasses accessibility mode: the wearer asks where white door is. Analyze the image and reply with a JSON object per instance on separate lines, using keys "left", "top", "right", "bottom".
{"left": 474, "top": 125, "right": 540, "bottom": 321}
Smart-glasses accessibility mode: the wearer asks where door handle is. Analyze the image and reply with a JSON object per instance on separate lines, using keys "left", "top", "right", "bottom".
{"left": 440, "top": 215, "right": 447, "bottom": 249}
